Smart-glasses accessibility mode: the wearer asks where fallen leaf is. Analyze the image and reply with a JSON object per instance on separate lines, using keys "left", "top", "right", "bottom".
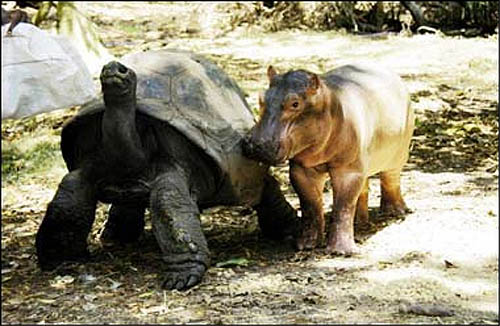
{"left": 141, "top": 305, "right": 168, "bottom": 314}
{"left": 444, "top": 260, "right": 458, "bottom": 269}
{"left": 84, "top": 294, "right": 97, "bottom": 302}
{"left": 80, "top": 274, "right": 97, "bottom": 284}
{"left": 50, "top": 275, "right": 75, "bottom": 289}
{"left": 107, "top": 278, "right": 122, "bottom": 290}
{"left": 216, "top": 257, "right": 251, "bottom": 268}
{"left": 82, "top": 303, "right": 97, "bottom": 311}
{"left": 138, "top": 291, "right": 155, "bottom": 298}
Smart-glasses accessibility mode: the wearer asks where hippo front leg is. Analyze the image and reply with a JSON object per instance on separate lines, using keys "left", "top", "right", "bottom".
{"left": 150, "top": 167, "right": 210, "bottom": 291}
{"left": 326, "top": 169, "right": 366, "bottom": 255}
{"left": 290, "top": 162, "right": 328, "bottom": 250}
{"left": 36, "top": 169, "right": 97, "bottom": 270}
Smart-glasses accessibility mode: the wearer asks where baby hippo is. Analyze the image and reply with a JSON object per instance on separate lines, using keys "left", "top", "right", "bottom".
{"left": 244, "top": 64, "right": 415, "bottom": 255}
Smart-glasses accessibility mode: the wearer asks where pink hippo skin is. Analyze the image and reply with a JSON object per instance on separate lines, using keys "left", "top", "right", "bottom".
{"left": 244, "top": 64, "right": 415, "bottom": 255}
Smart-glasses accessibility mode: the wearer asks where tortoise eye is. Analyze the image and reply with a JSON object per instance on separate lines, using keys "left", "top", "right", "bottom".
{"left": 291, "top": 101, "right": 299, "bottom": 109}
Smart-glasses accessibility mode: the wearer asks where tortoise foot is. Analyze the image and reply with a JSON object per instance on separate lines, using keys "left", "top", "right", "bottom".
{"left": 37, "top": 244, "right": 90, "bottom": 271}
{"left": 161, "top": 252, "right": 209, "bottom": 290}
{"left": 162, "top": 261, "right": 207, "bottom": 291}
{"left": 100, "top": 221, "right": 143, "bottom": 245}
{"left": 100, "top": 205, "right": 145, "bottom": 245}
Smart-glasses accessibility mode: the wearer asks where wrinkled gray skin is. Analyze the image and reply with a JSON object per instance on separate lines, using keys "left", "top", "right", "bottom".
{"left": 36, "top": 50, "right": 297, "bottom": 291}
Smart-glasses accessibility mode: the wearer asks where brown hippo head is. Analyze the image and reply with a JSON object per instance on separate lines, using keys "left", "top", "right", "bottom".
{"left": 243, "top": 66, "right": 330, "bottom": 166}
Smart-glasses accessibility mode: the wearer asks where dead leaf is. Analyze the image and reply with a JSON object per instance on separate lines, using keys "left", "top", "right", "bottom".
{"left": 79, "top": 273, "right": 97, "bottom": 284}
{"left": 140, "top": 305, "right": 168, "bottom": 314}
{"left": 82, "top": 303, "right": 98, "bottom": 312}
{"left": 107, "top": 278, "right": 122, "bottom": 290}
{"left": 216, "top": 257, "right": 251, "bottom": 268}
{"left": 50, "top": 275, "right": 75, "bottom": 289}
{"left": 444, "top": 260, "right": 458, "bottom": 269}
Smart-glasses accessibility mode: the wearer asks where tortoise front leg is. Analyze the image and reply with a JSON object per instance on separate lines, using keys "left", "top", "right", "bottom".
{"left": 150, "top": 167, "right": 210, "bottom": 291}
{"left": 254, "top": 174, "right": 298, "bottom": 240}
{"left": 100, "top": 204, "right": 146, "bottom": 244}
{"left": 36, "top": 169, "right": 97, "bottom": 270}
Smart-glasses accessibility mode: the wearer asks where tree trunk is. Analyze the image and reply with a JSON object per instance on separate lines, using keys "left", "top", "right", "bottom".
{"left": 400, "top": 1, "right": 428, "bottom": 27}
{"left": 55, "top": 2, "right": 114, "bottom": 75}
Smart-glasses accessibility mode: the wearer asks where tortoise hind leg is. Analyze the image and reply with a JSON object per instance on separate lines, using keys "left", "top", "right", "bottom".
{"left": 254, "top": 174, "right": 298, "bottom": 240}
{"left": 100, "top": 204, "right": 145, "bottom": 244}
{"left": 150, "top": 166, "right": 210, "bottom": 291}
{"left": 36, "top": 170, "right": 96, "bottom": 270}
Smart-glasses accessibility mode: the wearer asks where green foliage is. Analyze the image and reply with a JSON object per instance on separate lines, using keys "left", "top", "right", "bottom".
{"left": 2, "top": 137, "right": 63, "bottom": 183}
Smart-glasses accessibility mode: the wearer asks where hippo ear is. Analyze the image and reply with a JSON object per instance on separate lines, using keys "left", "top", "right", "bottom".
{"left": 306, "top": 73, "right": 320, "bottom": 96}
{"left": 258, "top": 91, "right": 265, "bottom": 108}
{"left": 267, "top": 65, "right": 277, "bottom": 83}
{"left": 258, "top": 91, "right": 266, "bottom": 118}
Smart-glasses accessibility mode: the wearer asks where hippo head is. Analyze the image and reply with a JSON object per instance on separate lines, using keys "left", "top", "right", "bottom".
{"left": 243, "top": 66, "right": 328, "bottom": 166}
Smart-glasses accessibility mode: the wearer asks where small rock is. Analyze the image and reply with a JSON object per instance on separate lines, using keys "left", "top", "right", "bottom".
{"left": 399, "top": 303, "right": 454, "bottom": 317}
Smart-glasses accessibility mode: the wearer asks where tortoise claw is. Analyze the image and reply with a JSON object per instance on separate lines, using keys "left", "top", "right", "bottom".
{"left": 162, "top": 261, "right": 206, "bottom": 291}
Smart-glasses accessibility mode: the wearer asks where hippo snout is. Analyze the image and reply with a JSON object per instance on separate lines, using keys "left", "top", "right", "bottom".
{"left": 242, "top": 133, "right": 284, "bottom": 166}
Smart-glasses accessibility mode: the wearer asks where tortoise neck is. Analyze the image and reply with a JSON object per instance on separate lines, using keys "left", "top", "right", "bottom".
{"left": 102, "top": 99, "right": 146, "bottom": 171}
{"left": 103, "top": 92, "right": 136, "bottom": 109}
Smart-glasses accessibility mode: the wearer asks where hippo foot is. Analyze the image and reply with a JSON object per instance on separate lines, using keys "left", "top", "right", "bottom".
{"left": 355, "top": 219, "right": 373, "bottom": 233}
{"left": 380, "top": 202, "right": 412, "bottom": 218}
{"left": 296, "top": 223, "right": 322, "bottom": 250}
{"left": 325, "top": 233, "right": 359, "bottom": 256}
{"left": 354, "top": 210, "right": 371, "bottom": 229}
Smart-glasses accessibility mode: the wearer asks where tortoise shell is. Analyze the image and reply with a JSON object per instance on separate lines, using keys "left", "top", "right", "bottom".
{"left": 61, "top": 49, "right": 266, "bottom": 205}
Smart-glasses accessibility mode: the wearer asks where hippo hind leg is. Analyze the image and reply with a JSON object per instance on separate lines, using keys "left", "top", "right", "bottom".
{"left": 379, "top": 168, "right": 412, "bottom": 216}
{"left": 100, "top": 204, "right": 146, "bottom": 245}
{"left": 354, "top": 178, "right": 371, "bottom": 229}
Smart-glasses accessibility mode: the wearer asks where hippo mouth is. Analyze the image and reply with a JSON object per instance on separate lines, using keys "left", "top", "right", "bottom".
{"left": 242, "top": 134, "right": 290, "bottom": 166}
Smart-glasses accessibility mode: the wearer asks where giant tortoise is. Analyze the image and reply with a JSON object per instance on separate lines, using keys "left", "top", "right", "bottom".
{"left": 36, "top": 49, "right": 297, "bottom": 290}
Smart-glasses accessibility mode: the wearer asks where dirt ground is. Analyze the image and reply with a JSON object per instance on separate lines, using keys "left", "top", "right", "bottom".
{"left": 1, "top": 2, "right": 498, "bottom": 324}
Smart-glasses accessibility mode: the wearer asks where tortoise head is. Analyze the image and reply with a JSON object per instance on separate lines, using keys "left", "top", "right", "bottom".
{"left": 100, "top": 61, "right": 137, "bottom": 104}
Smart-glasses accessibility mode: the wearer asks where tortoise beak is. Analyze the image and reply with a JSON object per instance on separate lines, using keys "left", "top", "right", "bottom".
{"left": 100, "top": 61, "right": 134, "bottom": 95}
